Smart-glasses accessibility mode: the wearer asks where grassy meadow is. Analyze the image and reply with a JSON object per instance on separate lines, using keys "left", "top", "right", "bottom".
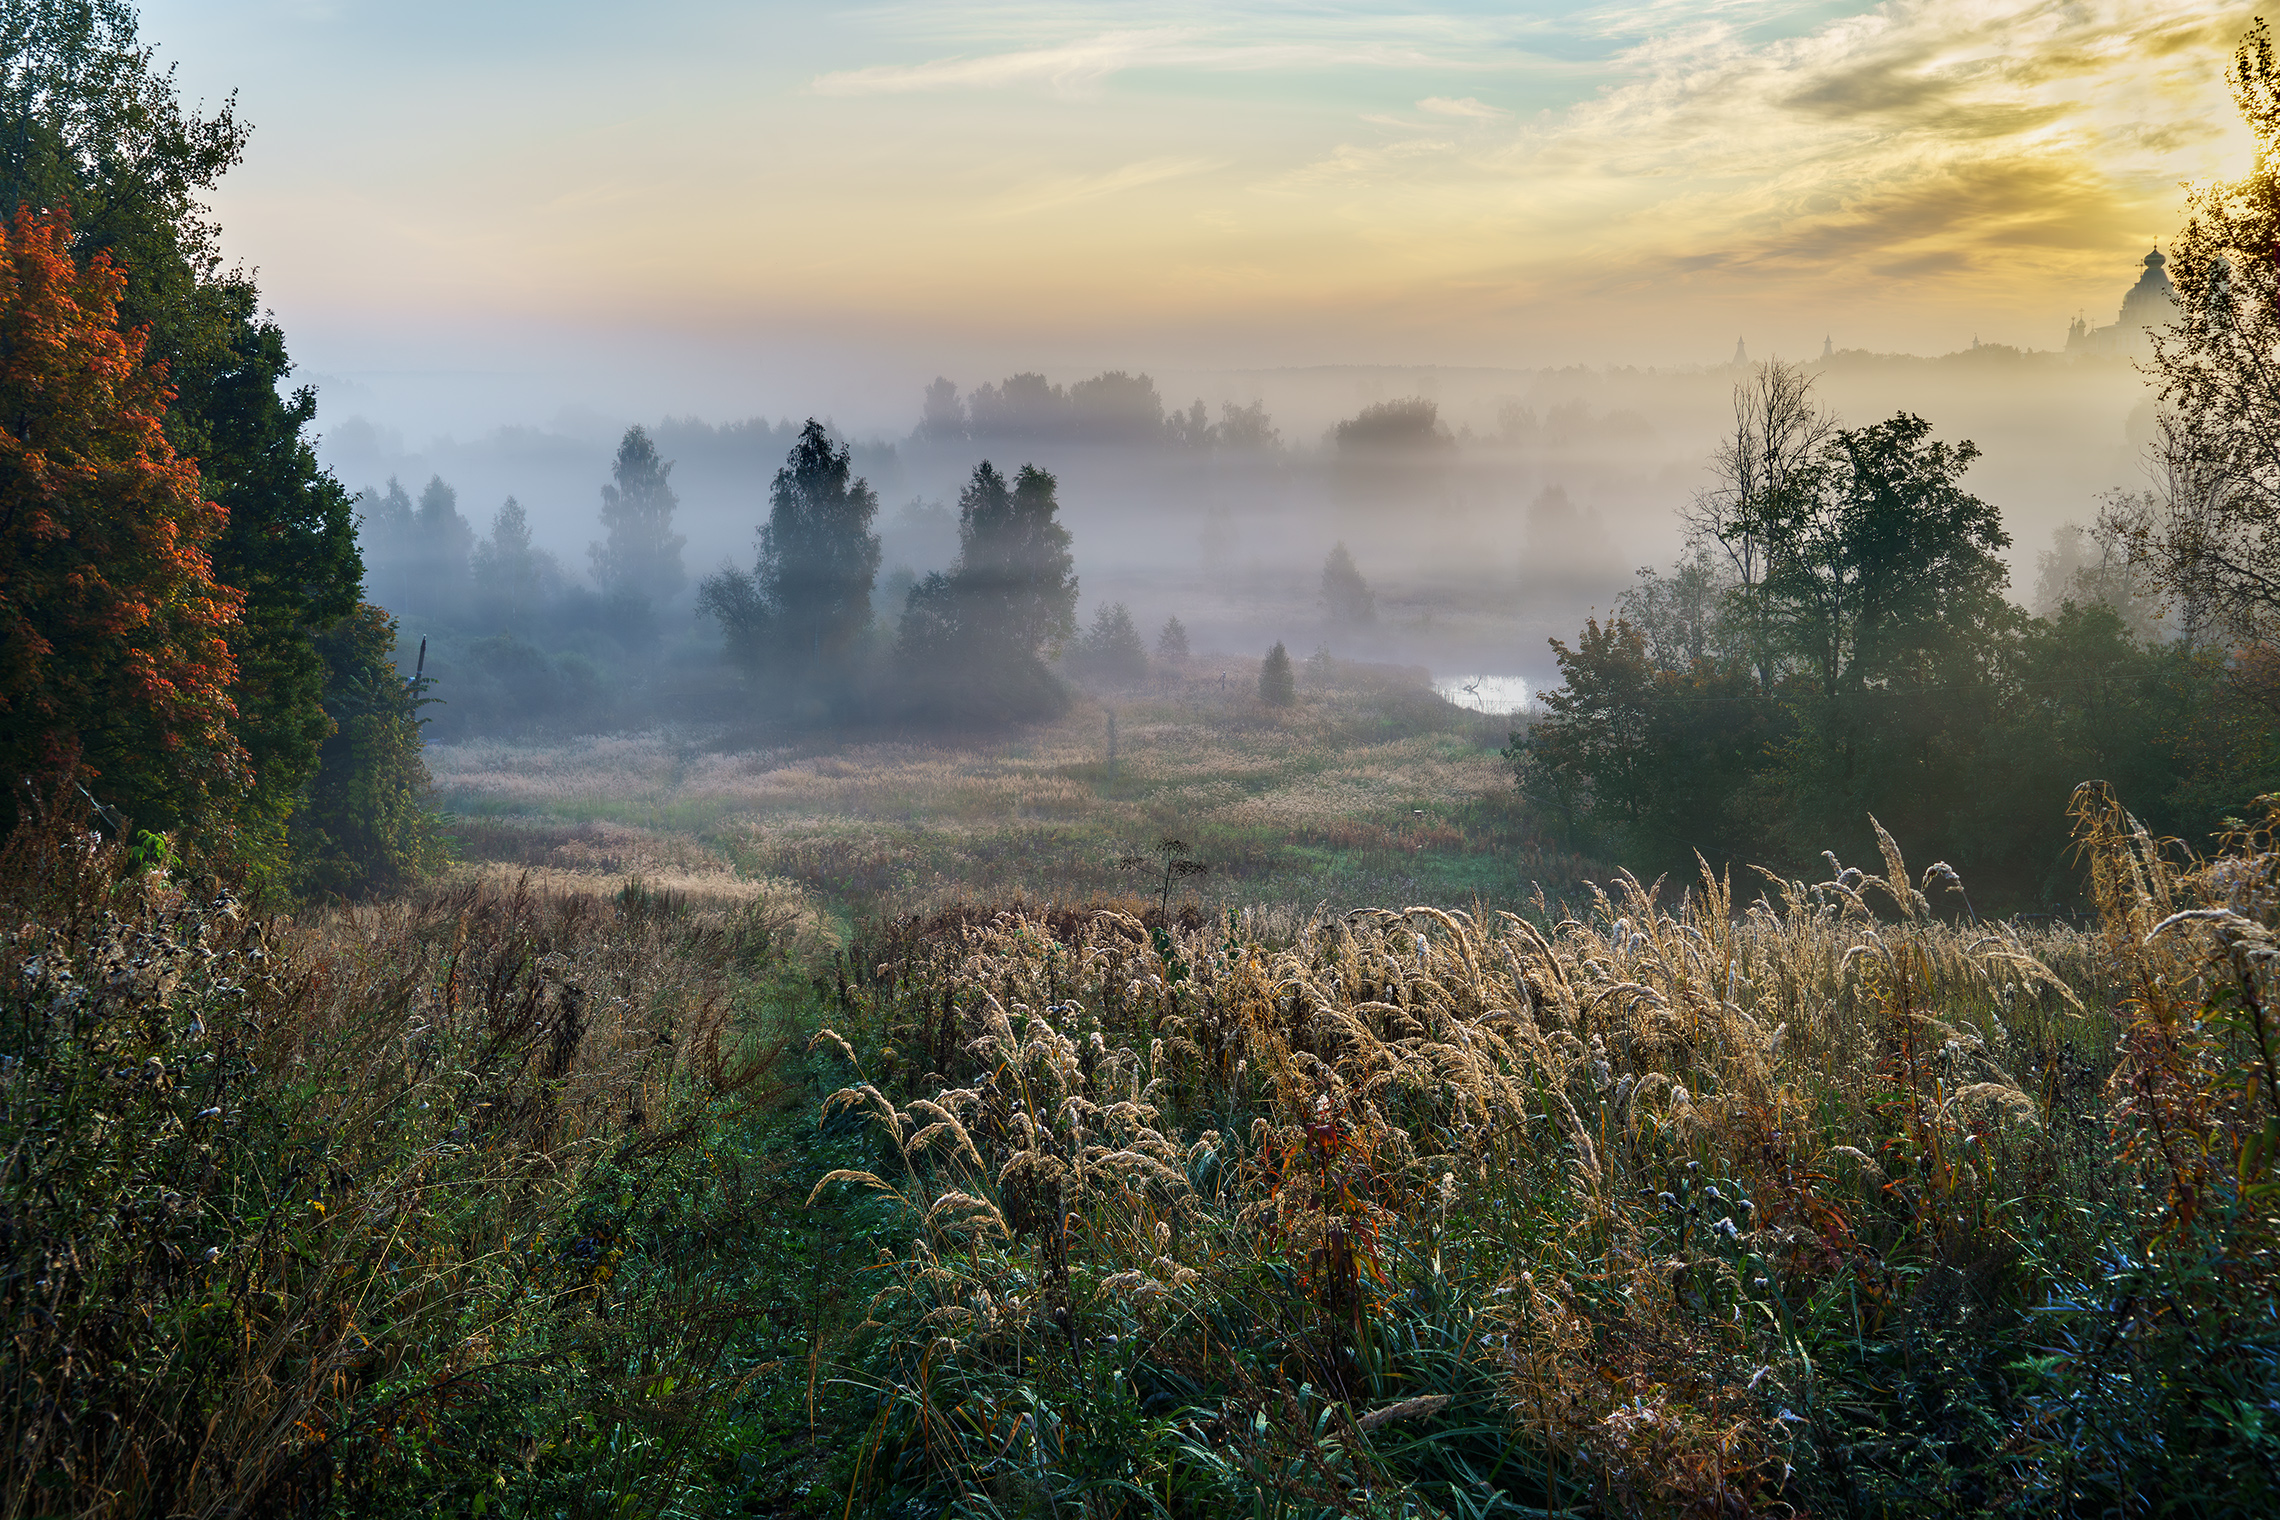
{"left": 427, "top": 657, "right": 1588, "bottom": 929}
{"left": 8, "top": 664, "right": 2279, "bottom": 1519}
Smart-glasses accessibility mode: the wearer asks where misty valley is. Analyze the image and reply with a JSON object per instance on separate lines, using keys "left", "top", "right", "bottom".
{"left": 8, "top": 4, "right": 2280, "bottom": 1519}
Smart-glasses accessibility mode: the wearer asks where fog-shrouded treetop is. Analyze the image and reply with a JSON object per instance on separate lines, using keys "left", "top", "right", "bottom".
{"left": 590, "top": 424, "right": 687, "bottom": 607}
{"left": 1320, "top": 542, "right": 1375, "bottom": 626}
{"left": 950, "top": 461, "right": 1078, "bottom": 658}
{"left": 701, "top": 420, "right": 881, "bottom": 682}
{"left": 1333, "top": 398, "right": 1453, "bottom": 454}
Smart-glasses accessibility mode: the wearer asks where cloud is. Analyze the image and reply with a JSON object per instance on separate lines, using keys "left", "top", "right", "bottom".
{"left": 811, "top": 29, "right": 1200, "bottom": 98}
{"left": 1343, "top": 0, "right": 2250, "bottom": 292}
{"left": 1418, "top": 96, "right": 1509, "bottom": 120}
{"left": 985, "top": 155, "right": 1228, "bottom": 217}
{"left": 810, "top": 25, "right": 1481, "bottom": 99}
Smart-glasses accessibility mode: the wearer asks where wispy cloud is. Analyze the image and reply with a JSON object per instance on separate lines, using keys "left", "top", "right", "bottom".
{"left": 1417, "top": 96, "right": 1509, "bottom": 120}
{"left": 984, "top": 155, "right": 1227, "bottom": 217}
{"left": 811, "top": 25, "right": 1483, "bottom": 99}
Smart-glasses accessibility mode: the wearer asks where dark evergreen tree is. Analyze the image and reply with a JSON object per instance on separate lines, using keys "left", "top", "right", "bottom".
{"left": 393, "top": 475, "right": 472, "bottom": 625}
{"left": 952, "top": 462, "right": 1078, "bottom": 657}
{"left": 1067, "top": 602, "right": 1147, "bottom": 685}
{"left": 891, "top": 460, "right": 1078, "bottom": 720}
{"left": 701, "top": 420, "right": 880, "bottom": 681}
{"left": 1259, "top": 642, "right": 1296, "bottom": 707}
{"left": 289, "top": 605, "right": 444, "bottom": 900}
{"left": 173, "top": 290, "right": 361, "bottom": 883}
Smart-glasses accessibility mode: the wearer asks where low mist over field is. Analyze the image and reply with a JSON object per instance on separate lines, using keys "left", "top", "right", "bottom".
{"left": 321, "top": 323, "right": 2161, "bottom": 700}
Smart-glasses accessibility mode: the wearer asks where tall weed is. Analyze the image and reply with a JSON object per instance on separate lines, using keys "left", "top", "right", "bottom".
{"left": 0, "top": 780, "right": 786, "bottom": 1517}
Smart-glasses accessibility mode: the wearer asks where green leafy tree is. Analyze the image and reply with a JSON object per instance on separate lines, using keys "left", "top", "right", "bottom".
{"left": 1157, "top": 615, "right": 1190, "bottom": 661}
{"left": 2, "top": 2, "right": 361, "bottom": 887}
{"left": 2105, "top": 19, "right": 2280, "bottom": 645}
{"left": 1961, "top": 603, "right": 2190, "bottom": 899}
{"left": 1258, "top": 641, "right": 1295, "bottom": 707}
{"left": 589, "top": 424, "right": 684, "bottom": 607}
{"left": 1509, "top": 616, "right": 1780, "bottom": 870}
{"left": 0, "top": 0, "right": 247, "bottom": 371}
{"left": 1752, "top": 413, "right": 2011, "bottom": 699}
{"left": 1617, "top": 550, "right": 1730, "bottom": 672}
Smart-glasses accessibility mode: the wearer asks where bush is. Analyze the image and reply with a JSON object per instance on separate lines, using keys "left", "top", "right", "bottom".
{"left": 290, "top": 604, "right": 446, "bottom": 901}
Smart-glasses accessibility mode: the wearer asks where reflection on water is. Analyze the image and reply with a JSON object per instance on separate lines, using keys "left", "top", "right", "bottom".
{"left": 1434, "top": 674, "right": 1530, "bottom": 714}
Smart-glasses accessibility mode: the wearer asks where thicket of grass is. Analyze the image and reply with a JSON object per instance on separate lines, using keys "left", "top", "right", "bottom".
{"left": 0, "top": 786, "right": 811, "bottom": 1517}
{"left": 11, "top": 761, "right": 2279, "bottom": 1515}
{"left": 801, "top": 787, "right": 2280, "bottom": 1516}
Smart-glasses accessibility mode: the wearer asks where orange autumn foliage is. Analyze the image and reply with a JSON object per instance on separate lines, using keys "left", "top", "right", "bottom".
{"left": 0, "top": 206, "right": 246, "bottom": 833}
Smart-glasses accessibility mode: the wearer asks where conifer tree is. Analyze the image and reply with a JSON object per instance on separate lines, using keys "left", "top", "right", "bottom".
{"left": 891, "top": 460, "right": 1079, "bottom": 719}
{"left": 1259, "top": 642, "right": 1296, "bottom": 706}
{"left": 472, "top": 497, "right": 560, "bottom": 629}
{"left": 1321, "top": 541, "right": 1375, "bottom": 625}
{"left": 590, "top": 425, "right": 685, "bottom": 606}
{"left": 701, "top": 420, "right": 880, "bottom": 679}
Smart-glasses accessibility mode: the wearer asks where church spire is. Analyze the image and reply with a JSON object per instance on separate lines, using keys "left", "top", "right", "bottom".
{"left": 1732, "top": 336, "right": 1747, "bottom": 366}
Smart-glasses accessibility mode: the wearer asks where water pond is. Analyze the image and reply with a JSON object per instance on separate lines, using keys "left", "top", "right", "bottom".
{"left": 1433, "top": 674, "right": 1531, "bottom": 714}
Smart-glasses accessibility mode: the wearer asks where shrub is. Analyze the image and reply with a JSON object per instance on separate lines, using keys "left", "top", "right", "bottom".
{"left": 291, "top": 605, "right": 446, "bottom": 901}
{"left": 1065, "top": 601, "right": 1149, "bottom": 686}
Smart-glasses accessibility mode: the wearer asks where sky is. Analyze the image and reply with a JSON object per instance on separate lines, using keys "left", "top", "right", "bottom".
{"left": 141, "top": 0, "right": 2264, "bottom": 433}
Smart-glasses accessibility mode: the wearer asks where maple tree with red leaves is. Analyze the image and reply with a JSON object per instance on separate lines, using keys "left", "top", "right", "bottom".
{"left": 0, "top": 205, "right": 247, "bottom": 835}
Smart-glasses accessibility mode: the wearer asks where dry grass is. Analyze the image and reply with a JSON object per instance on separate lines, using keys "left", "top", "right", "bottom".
{"left": 427, "top": 665, "right": 1565, "bottom": 920}
{"left": 804, "top": 808, "right": 2196, "bottom": 1514}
